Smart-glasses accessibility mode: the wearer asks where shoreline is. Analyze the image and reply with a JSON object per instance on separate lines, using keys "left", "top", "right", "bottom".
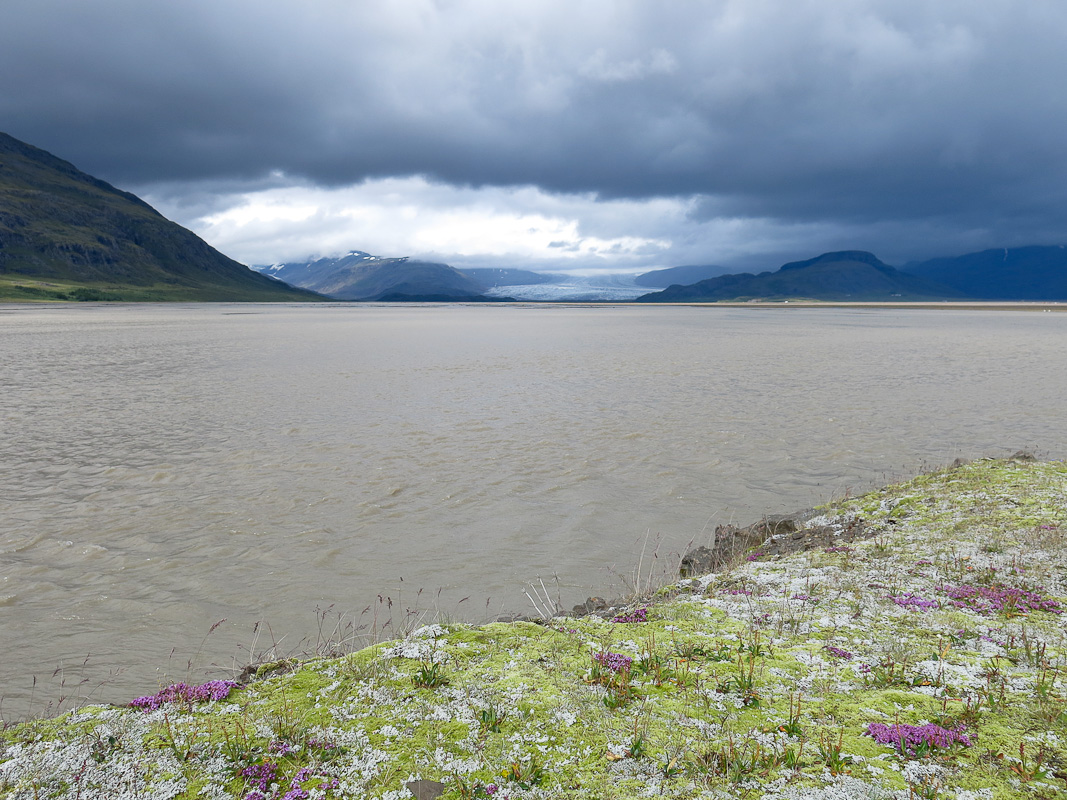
{"left": 632, "top": 300, "right": 1067, "bottom": 311}
{"left": 3, "top": 299, "right": 1067, "bottom": 311}
{"left": 3, "top": 456, "right": 1065, "bottom": 798}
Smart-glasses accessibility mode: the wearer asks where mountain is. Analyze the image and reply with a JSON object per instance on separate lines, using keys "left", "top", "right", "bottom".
{"left": 256, "top": 252, "right": 497, "bottom": 301}
{"left": 903, "top": 246, "right": 1067, "bottom": 300}
{"left": 0, "top": 130, "right": 322, "bottom": 302}
{"left": 633, "top": 263, "right": 730, "bottom": 288}
{"left": 635, "top": 250, "right": 964, "bottom": 303}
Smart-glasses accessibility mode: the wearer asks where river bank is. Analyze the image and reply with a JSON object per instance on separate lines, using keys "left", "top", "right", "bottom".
{"left": 5, "top": 304, "right": 1066, "bottom": 720}
{"left": 2, "top": 456, "right": 1065, "bottom": 799}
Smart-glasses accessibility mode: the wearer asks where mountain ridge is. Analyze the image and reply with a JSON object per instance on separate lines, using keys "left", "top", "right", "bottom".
{"left": 0, "top": 130, "right": 323, "bottom": 302}
{"left": 254, "top": 252, "right": 492, "bottom": 301}
{"left": 635, "top": 250, "right": 964, "bottom": 302}
{"left": 633, "top": 263, "right": 731, "bottom": 288}
{"left": 903, "top": 245, "right": 1067, "bottom": 300}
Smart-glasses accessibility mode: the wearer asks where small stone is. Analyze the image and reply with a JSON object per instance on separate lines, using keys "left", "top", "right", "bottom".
{"left": 571, "top": 596, "right": 608, "bottom": 615}
{"left": 406, "top": 779, "right": 445, "bottom": 800}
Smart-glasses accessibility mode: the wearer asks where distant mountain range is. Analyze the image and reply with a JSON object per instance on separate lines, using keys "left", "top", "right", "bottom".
{"left": 5, "top": 129, "right": 1065, "bottom": 304}
{"left": 635, "top": 248, "right": 1067, "bottom": 303}
{"left": 633, "top": 263, "right": 731, "bottom": 288}
{"left": 263, "top": 246, "right": 1067, "bottom": 303}
{"left": 635, "top": 251, "right": 963, "bottom": 302}
{"left": 904, "top": 246, "right": 1067, "bottom": 300}
{"left": 0, "top": 130, "right": 322, "bottom": 302}
{"left": 255, "top": 252, "right": 520, "bottom": 301}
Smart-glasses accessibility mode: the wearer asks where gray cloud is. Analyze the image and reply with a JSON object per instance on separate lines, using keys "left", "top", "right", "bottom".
{"left": 3, "top": 0, "right": 1066, "bottom": 269}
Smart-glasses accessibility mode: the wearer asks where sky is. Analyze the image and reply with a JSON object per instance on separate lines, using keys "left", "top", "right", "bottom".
{"left": 3, "top": 0, "right": 1067, "bottom": 274}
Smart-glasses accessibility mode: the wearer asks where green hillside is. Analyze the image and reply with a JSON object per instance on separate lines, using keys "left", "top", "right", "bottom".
{"left": 0, "top": 131, "right": 323, "bottom": 302}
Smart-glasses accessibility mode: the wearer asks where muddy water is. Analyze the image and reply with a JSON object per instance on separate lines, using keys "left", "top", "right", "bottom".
{"left": 1, "top": 303, "right": 1065, "bottom": 717}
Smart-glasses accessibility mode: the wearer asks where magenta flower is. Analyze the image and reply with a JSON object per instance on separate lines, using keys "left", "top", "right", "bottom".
{"left": 612, "top": 607, "right": 649, "bottom": 623}
{"left": 241, "top": 761, "right": 279, "bottom": 794}
{"left": 594, "top": 651, "right": 633, "bottom": 673}
{"left": 865, "top": 722, "right": 971, "bottom": 756}
{"left": 129, "top": 679, "right": 238, "bottom": 710}
{"left": 888, "top": 593, "right": 939, "bottom": 611}
{"left": 943, "top": 583, "right": 1061, "bottom": 616}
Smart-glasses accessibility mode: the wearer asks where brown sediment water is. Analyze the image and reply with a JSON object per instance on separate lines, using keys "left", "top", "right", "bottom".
{"left": 1, "top": 302, "right": 1065, "bottom": 718}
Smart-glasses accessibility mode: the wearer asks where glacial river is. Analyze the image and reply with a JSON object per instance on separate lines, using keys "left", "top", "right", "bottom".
{"left": 1, "top": 303, "right": 1065, "bottom": 719}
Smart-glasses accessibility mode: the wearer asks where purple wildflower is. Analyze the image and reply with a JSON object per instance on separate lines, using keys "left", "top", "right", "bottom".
{"left": 943, "top": 583, "right": 1062, "bottom": 616}
{"left": 888, "top": 593, "right": 939, "bottom": 611}
{"left": 824, "top": 645, "right": 853, "bottom": 660}
{"left": 746, "top": 551, "right": 766, "bottom": 562}
{"left": 824, "top": 546, "right": 854, "bottom": 554}
{"left": 865, "top": 722, "right": 971, "bottom": 756}
{"left": 242, "top": 762, "right": 279, "bottom": 793}
{"left": 594, "top": 652, "right": 633, "bottom": 673}
{"left": 281, "top": 767, "right": 315, "bottom": 800}
{"left": 129, "top": 679, "right": 238, "bottom": 710}
{"left": 191, "top": 680, "right": 238, "bottom": 701}
{"left": 612, "top": 607, "right": 649, "bottom": 623}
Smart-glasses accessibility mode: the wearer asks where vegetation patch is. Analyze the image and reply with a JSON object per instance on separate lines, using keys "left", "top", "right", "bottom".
{"left": 2, "top": 458, "right": 1066, "bottom": 798}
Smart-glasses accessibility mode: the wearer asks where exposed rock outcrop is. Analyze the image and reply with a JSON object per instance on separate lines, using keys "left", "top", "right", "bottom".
{"left": 679, "top": 508, "right": 870, "bottom": 577}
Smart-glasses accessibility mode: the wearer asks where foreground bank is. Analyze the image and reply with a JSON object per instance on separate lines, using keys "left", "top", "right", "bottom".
{"left": 2, "top": 458, "right": 1066, "bottom": 799}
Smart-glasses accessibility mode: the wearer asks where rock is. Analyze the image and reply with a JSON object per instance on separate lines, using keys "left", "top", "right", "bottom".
{"left": 571, "top": 596, "right": 608, "bottom": 615}
{"left": 406, "top": 780, "right": 445, "bottom": 800}
{"left": 678, "top": 545, "right": 717, "bottom": 578}
{"left": 680, "top": 509, "right": 868, "bottom": 577}
{"left": 745, "top": 514, "right": 801, "bottom": 537}
{"left": 679, "top": 523, "right": 764, "bottom": 576}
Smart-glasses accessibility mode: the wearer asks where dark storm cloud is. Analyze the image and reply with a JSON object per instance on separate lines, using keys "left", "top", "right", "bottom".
{"left": 3, "top": 0, "right": 1067, "bottom": 266}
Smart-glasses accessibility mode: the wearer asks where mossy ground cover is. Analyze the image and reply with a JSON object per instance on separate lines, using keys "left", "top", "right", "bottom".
{"left": 2, "top": 459, "right": 1065, "bottom": 799}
